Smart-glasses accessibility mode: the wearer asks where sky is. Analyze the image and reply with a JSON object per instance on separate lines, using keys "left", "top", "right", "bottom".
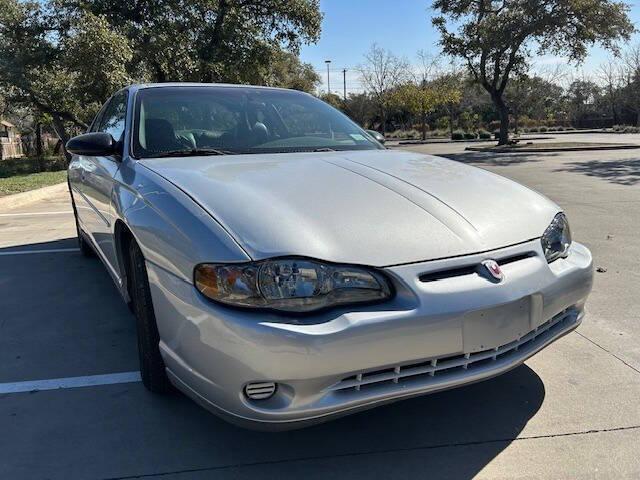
{"left": 300, "top": 0, "right": 640, "bottom": 95}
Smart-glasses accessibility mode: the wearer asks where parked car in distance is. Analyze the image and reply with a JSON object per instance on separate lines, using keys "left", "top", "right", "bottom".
{"left": 365, "top": 129, "right": 385, "bottom": 144}
{"left": 67, "top": 83, "right": 593, "bottom": 430}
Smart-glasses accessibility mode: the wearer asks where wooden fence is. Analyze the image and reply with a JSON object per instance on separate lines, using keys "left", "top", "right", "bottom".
{"left": 0, "top": 137, "right": 24, "bottom": 160}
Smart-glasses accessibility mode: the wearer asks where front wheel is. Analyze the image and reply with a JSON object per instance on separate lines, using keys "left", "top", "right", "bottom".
{"left": 129, "top": 240, "right": 172, "bottom": 393}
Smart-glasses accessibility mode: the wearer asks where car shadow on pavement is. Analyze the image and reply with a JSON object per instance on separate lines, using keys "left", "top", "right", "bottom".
{"left": 554, "top": 158, "right": 640, "bottom": 186}
{"left": 439, "top": 151, "right": 550, "bottom": 167}
{"left": 129, "top": 363, "right": 545, "bottom": 479}
{"left": 0, "top": 237, "right": 78, "bottom": 252}
{"left": 1, "top": 237, "right": 546, "bottom": 479}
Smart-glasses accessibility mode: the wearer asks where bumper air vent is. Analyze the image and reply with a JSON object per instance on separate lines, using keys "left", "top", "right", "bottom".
{"left": 244, "top": 382, "right": 277, "bottom": 400}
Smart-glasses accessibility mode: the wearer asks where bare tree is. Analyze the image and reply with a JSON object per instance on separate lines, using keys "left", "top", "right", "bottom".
{"left": 622, "top": 44, "right": 640, "bottom": 125}
{"left": 414, "top": 50, "right": 440, "bottom": 84}
{"left": 598, "top": 58, "right": 623, "bottom": 124}
{"left": 358, "top": 44, "right": 409, "bottom": 134}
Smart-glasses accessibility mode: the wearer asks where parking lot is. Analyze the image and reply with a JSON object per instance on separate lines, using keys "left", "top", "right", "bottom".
{"left": 1, "top": 134, "right": 639, "bottom": 479}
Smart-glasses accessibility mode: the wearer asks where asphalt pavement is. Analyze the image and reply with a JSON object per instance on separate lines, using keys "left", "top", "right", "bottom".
{"left": 1, "top": 134, "right": 639, "bottom": 479}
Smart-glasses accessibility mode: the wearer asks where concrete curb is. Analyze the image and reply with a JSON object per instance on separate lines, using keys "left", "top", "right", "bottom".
{"left": 0, "top": 182, "right": 68, "bottom": 211}
{"left": 465, "top": 144, "right": 640, "bottom": 153}
{"left": 394, "top": 136, "right": 554, "bottom": 145}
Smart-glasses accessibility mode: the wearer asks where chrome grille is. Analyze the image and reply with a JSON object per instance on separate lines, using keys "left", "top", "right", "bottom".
{"left": 328, "top": 310, "right": 574, "bottom": 393}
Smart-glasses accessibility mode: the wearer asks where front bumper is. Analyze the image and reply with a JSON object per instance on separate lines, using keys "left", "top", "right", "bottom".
{"left": 147, "top": 240, "right": 593, "bottom": 430}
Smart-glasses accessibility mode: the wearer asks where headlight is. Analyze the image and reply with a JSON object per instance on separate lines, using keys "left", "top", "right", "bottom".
{"left": 541, "top": 213, "right": 572, "bottom": 263}
{"left": 194, "top": 258, "right": 392, "bottom": 313}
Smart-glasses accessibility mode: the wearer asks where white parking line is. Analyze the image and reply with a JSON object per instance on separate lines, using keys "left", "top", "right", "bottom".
{"left": 0, "top": 371, "right": 142, "bottom": 394}
{"left": 0, "top": 211, "right": 72, "bottom": 217}
{"left": 0, "top": 248, "right": 80, "bottom": 256}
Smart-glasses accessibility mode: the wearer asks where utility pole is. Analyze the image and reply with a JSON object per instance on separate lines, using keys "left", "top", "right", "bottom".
{"left": 342, "top": 69, "right": 347, "bottom": 100}
{"left": 324, "top": 60, "right": 331, "bottom": 94}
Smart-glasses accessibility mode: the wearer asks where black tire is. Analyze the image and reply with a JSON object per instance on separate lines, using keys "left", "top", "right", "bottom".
{"left": 129, "top": 240, "right": 172, "bottom": 393}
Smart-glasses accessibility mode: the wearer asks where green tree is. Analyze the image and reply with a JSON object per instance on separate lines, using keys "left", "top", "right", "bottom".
{"left": 0, "top": 0, "right": 322, "bottom": 159}
{"left": 432, "top": 0, "right": 633, "bottom": 144}
{"left": 391, "top": 81, "right": 461, "bottom": 140}
{"left": 0, "top": 2, "right": 133, "bottom": 152}
{"left": 565, "top": 79, "right": 601, "bottom": 126}
{"left": 343, "top": 93, "right": 375, "bottom": 128}
{"left": 61, "top": 0, "right": 322, "bottom": 83}
{"left": 265, "top": 51, "right": 320, "bottom": 92}
{"left": 505, "top": 75, "right": 564, "bottom": 132}
{"left": 318, "top": 92, "right": 344, "bottom": 110}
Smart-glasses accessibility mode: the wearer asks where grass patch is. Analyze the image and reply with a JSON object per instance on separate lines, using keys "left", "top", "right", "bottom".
{"left": 0, "top": 156, "right": 67, "bottom": 177}
{"left": 0, "top": 155, "right": 67, "bottom": 196}
{"left": 0, "top": 170, "right": 67, "bottom": 196}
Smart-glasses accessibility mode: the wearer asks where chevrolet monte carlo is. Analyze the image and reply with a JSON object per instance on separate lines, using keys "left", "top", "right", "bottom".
{"left": 66, "top": 83, "right": 593, "bottom": 430}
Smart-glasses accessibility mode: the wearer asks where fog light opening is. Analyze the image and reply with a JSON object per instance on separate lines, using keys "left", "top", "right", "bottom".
{"left": 244, "top": 382, "right": 277, "bottom": 400}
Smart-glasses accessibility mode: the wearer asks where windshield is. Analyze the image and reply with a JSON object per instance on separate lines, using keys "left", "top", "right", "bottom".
{"left": 132, "top": 86, "right": 383, "bottom": 158}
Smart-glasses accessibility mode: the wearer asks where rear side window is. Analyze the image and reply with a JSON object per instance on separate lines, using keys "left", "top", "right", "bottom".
{"left": 97, "top": 91, "right": 128, "bottom": 141}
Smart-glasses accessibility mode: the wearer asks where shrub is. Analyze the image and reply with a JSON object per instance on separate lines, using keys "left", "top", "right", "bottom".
{"left": 451, "top": 130, "right": 465, "bottom": 140}
{"left": 0, "top": 155, "right": 66, "bottom": 177}
{"left": 520, "top": 116, "right": 538, "bottom": 128}
{"left": 464, "top": 131, "right": 477, "bottom": 139}
{"left": 435, "top": 116, "right": 450, "bottom": 130}
{"left": 429, "top": 129, "right": 448, "bottom": 138}
{"left": 388, "top": 129, "right": 422, "bottom": 139}
{"left": 556, "top": 126, "right": 564, "bottom": 131}
{"left": 529, "top": 126, "right": 539, "bottom": 133}
{"left": 539, "top": 126, "right": 548, "bottom": 132}
{"left": 478, "top": 129, "right": 491, "bottom": 139}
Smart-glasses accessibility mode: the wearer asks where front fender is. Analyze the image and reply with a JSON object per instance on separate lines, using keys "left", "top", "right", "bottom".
{"left": 113, "top": 159, "right": 251, "bottom": 283}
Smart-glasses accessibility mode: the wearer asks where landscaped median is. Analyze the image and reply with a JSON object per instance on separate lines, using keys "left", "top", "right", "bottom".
{"left": 0, "top": 156, "right": 67, "bottom": 197}
{"left": 465, "top": 142, "right": 640, "bottom": 153}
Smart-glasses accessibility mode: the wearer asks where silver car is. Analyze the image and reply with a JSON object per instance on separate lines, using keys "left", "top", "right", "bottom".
{"left": 67, "top": 83, "right": 593, "bottom": 430}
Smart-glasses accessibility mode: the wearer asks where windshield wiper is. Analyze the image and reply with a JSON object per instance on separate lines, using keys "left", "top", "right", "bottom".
{"left": 147, "top": 148, "right": 234, "bottom": 158}
{"left": 311, "top": 147, "right": 336, "bottom": 152}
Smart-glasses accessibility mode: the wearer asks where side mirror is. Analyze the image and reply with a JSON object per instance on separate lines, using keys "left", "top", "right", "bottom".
{"left": 66, "top": 132, "right": 117, "bottom": 157}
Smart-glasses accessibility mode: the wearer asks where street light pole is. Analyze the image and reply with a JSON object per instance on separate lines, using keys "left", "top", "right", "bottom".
{"left": 342, "top": 69, "right": 347, "bottom": 100}
{"left": 325, "top": 60, "right": 331, "bottom": 94}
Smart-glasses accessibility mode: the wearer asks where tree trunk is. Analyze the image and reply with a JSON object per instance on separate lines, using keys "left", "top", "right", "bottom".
{"left": 493, "top": 94, "right": 509, "bottom": 145}
{"left": 381, "top": 107, "right": 386, "bottom": 136}
{"left": 51, "top": 115, "right": 72, "bottom": 164}
{"left": 421, "top": 110, "right": 427, "bottom": 141}
{"left": 449, "top": 103, "right": 454, "bottom": 137}
{"left": 35, "top": 122, "right": 44, "bottom": 172}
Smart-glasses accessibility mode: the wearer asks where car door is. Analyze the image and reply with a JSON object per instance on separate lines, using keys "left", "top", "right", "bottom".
{"left": 78, "top": 90, "right": 128, "bottom": 273}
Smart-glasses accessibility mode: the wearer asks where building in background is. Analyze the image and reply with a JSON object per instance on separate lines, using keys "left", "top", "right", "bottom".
{"left": 0, "top": 119, "right": 24, "bottom": 159}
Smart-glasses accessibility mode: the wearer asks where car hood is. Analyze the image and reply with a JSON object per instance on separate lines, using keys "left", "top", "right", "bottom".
{"left": 139, "top": 150, "right": 559, "bottom": 267}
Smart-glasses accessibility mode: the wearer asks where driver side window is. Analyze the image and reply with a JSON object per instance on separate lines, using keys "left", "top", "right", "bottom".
{"left": 97, "top": 91, "right": 128, "bottom": 142}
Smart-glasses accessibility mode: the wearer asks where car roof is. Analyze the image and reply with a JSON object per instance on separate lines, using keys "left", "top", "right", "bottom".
{"left": 127, "top": 82, "right": 303, "bottom": 94}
